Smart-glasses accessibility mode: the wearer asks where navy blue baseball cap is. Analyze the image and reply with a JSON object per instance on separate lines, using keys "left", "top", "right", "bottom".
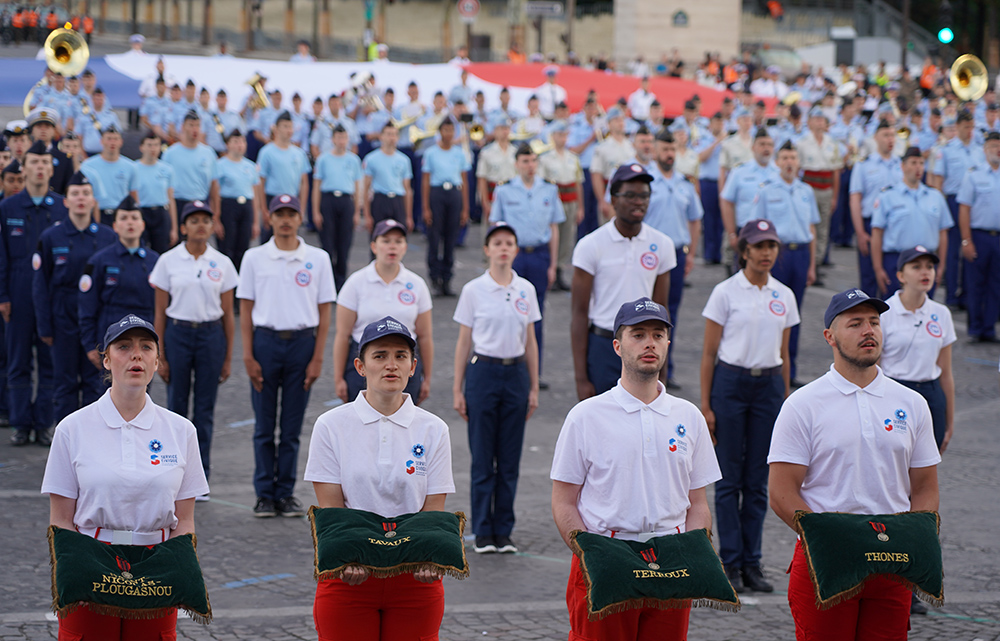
{"left": 824, "top": 288, "right": 889, "bottom": 328}
{"left": 181, "top": 199, "right": 213, "bottom": 223}
{"left": 358, "top": 316, "right": 416, "bottom": 353}
{"left": 268, "top": 193, "right": 301, "bottom": 214}
{"left": 896, "top": 245, "right": 940, "bottom": 272}
{"left": 484, "top": 221, "right": 518, "bottom": 245}
{"left": 613, "top": 297, "right": 673, "bottom": 335}
{"left": 739, "top": 219, "right": 780, "bottom": 245}
{"left": 103, "top": 314, "right": 158, "bottom": 350}
{"left": 371, "top": 218, "right": 407, "bottom": 241}
{"left": 609, "top": 162, "right": 653, "bottom": 194}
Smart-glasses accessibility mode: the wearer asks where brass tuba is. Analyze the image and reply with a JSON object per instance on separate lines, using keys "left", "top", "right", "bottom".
{"left": 950, "top": 54, "right": 988, "bottom": 103}
{"left": 23, "top": 24, "right": 89, "bottom": 116}
{"left": 245, "top": 72, "right": 271, "bottom": 111}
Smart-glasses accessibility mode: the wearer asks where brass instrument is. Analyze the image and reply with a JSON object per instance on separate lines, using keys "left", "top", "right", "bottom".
{"left": 469, "top": 124, "right": 485, "bottom": 142}
{"left": 245, "top": 73, "right": 271, "bottom": 111}
{"left": 408, "top": 111, "right": 446, "bottom": 145}
{"left": 897, "top": 126, "right": 911, "bottom": 140}
{"left": 528, "top": 139, "right": 553, "bottom": 156}
{"left": 950, "top": 54, "right": 988, "bottom": 103}
{"left": 782, "top": 91, "right": 802, "bottom": 106}
{"left": 23, "top": 24, "right": 89, "bottom": 116}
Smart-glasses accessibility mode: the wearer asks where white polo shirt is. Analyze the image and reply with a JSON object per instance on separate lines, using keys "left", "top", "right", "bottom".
{"left": 453, "top": 270, "right": 542, "bottom": 359}
{"left": 304, "top": 391, "right": 455, "bottom": 517}
{"left": 880, "top": 293, "right": 956, "bottom": 382}
{"left": 236, "top": 237, "right": 337, "bottom": 331}
{"left": 767, "top": 365, "right": 941, "bottom": 515}
{"left": 702, "top": 271, "right": 800, "bottom": 370}
{"left": 550, "top": 382, "right": 722, "bottom": 536}
{"left": 572, "top": 221, "right": 676, "bottom": 332}
{"left": 338, "top": 261, "right": 432, "bottom": 343}
{"left": 41, "top": 391, "right": 209, "bottom": 533}
{"left": 149, "top": 244, "right": 238, "bottom": 323}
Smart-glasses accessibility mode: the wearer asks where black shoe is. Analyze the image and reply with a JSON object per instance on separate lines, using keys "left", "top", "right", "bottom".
{"left": 473, "top": 536, "right": 497, "bottom": 554}
{"left": 741, "top": 565, "right": 774, "bottom": 592}
{"left": 495, "top": 535, "right": 518, "bottom": 553}
{"left": 666, "top": 378, "right": 682, "bottom": 390}
{"left": 9, "top": 429, "right": 29, "bottom": 446}
{"left": 980, "top": 335, "right": 1000, "bottom": 344}
{"left": 554, "top": 277, "right": 570, "bottom": 292}
{"left": 538, "top": 380, "right": 550, "bottom": 390}
{"left": 35, "top": 427, "right": 53, "bottom": 446}
{"left": 910, "top": 592, "right": 928, "bottom": 615}
{"left": 0, "top": 414, "right": 9, "bottom": 427}
{"left": 276, "top": 496, "right": 305, "bottom": 517}
{"left": 440, "top": 281, "right": 455, "bottom": 297}
{"left": 253, "top": 497, "right": 277, "bottom": 518}
{"left": 790, "top": 378, "right": 805, "bottom": 388}
{"left": 724, "top": 565, "right": 745, "bottom": 593}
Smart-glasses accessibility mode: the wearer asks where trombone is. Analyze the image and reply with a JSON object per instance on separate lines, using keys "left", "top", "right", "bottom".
{"left": 409, "top": 111, "right": 446, "bottom": 145}
{"left": 950, "top": 54, "right": 988, "bottom": 103}
{"left": 23, "top": 24, "right": 89, "bottom": 116}
{"left": 245, "top": 72, "right": 271, "bottom": 111}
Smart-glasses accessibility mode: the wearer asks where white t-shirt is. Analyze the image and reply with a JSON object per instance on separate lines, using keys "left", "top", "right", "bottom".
{"left": 453, "top": 270, "right": 542, "bottom": 359}
{"left": 41, "top": 391, "right": 209, "bottom": 533}
{"left": 702, "top": 271, "right": 800, "bottom": 370}
{"left": 572, "top": 222, "right": 676, "bottom": 332}
{"left": 880, "top": 293, "right": 956, "bottom": 382}
{"left": 767, "top": 365, "right": 942, "bottom": 515}
{"left": 149, "top": 244, "right": 238, "bottom": 323}
{"left": 304, "top": 391, "right": 455, "bottom": 517}
{"left": 236, "top": 237, "right": 337, "bottom": 330}
{"left": 550, "top": 382, "right": 722, "bottom": 536}
{"left": 337, "top": 262, "right": 432, "bottom": 343}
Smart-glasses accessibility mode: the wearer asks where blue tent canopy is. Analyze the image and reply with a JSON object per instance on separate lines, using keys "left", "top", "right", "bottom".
{"left": 0, "top": 58, "right": 143, "bottom": 111}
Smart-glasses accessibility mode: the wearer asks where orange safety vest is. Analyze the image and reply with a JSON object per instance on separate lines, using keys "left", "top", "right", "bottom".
{"left": 83, "top": 16, "right": 93, "bottom": 33}
{"left": 920, "top": 65, "right": 938, "bottom": 90}
{"left": 11, "top": 12, "right": 23, "bottom": 28}
{"left": 723, "top": 64, "right": 739, "bottom": 85}
{"left": 508, "top": 49, "right": 526, "bottom": 64}
{"left": 27, "top": 11, "right": 39, "bottom": 27}
{"left": 70, "top": 16, "right": 80, "bottom": 30}
{"left": 46, "top": 13, "right": 58, "bottom": 29}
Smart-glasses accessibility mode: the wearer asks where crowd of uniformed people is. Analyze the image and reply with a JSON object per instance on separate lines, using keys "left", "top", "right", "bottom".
{"left": 0, "top": 52, "right": 991, "bottom": 639}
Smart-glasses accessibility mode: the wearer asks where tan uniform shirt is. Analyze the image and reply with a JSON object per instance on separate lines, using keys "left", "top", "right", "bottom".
{"left": 797, "top": 132, "right": 844, "bottom": 171}
{"left": 590, "top": 137, "right": 636, "bottom": 180}
{"left": 720, "top": 134, "right": 753, "bottom": 171}
{"left": 539, "top": 148, "right": 583, "bottom": 185}
{"left": 476, "top": 141, "right": 517, "bottom": 183}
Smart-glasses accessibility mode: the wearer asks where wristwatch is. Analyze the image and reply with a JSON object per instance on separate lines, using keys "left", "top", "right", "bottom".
{"left": 961, "top": 239, "right": 971, "bottom": 246}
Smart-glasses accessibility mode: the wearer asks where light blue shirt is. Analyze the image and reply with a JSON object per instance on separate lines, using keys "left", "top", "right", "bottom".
{"left": 257, "top": 143, "right": 310, "bottom": 196}
{"left": 216, "top": 156, "right": 260, "bottom": 200}
{"left": 489, "top": 176, "right": 564, "bottom": 246}
{"left": 721, "top": 161, "right": 779, "bottom": 227}
{"left": 872, "top": 183, "right": 953, "bottom": 251}
{"left": 65, "top": 92, "right": 92, "bottom": 126}
{"left": 39, "top": 88, "right": 74, "bottom": 123}
{"left": 932, "top": 138, "right": 986, "bottom": 195}
{"left": 204, "top": 110, "right": 246, "bottom": 153}
{"left": 848, "top": 154, "right": 903, "bottom": 218}
{"left": 250, "top": 106, "right": 278, "bottom": 135}
{"left": 957, "top": 163, "right": 1000, "bottom": 230}
{"left": 314, "top": 152, "right": 363, "bottom": 194}
{"left": 171, "top": 98, "right": 201, "bottom": 130}
{"left": 133, "top": 161, "right": 174, "bottom": 208}
{"left": 310, "top": 115, "right": 360, "bottom": 154}
{"left": 140, "top": 94, "right": 172, "bottom": 131}
{"left": 567, "top": 112, "right": 598, "bottom": 168}
{"left": 363, "top": 148, "right": 412, "bottom": 195}
{"left": 76, "top": 108, "right": 121, "bottom": 154}
{"left": 79, "top": 156, "right": 138, "bottom": 210}
{"left": 645, "top": 169, "right": 703, "bottom": 246}
{"left": 161, "top": 143, "right": 218, "bottom": 200}
{"left": 421, "top": 144, "right": 471, "bottom": 186}
{"left": 693, "top": 133, "right": 722, "bottom": 180}
{"left": 753, "top": 178, "right": 821, "bottom": 244}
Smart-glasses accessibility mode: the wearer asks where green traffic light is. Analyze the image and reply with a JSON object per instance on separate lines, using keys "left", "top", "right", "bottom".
{"left": 938, "top": 27, "right": 954, "bottom": 43}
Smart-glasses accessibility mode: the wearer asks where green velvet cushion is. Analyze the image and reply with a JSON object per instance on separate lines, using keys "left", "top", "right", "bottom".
{"left": 309, "top": 507, "right": 470, "bottom": 581}
{"left": 48, "top": 526, "right": 211, "bottom": 623}
{"left": 793, "top": 510, "right": 944, "bottom": 609}
{"left": 569, "top": 529, "right": 740, "bottom": 620}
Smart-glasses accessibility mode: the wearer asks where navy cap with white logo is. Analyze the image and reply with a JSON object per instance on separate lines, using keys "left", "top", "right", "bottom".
{"left": 371, "top": 218, "right": 407, "bottom": 241}
{"left": 268, "top": 193, "right": 301, "bottom": 214}
{"left": 103, "top": 314, "right": 158, "bottom": 351}
{"left": 613, "top": 297, "right": 673, "bottom": 336}
{"left": 181, "top": 200, "right": 213, "bottom": 223}
{"left": 739, "top": 218, "right": 781, "bottom": 245}
{"left": 609, "top": 163, "right": 653, "bottom": 194}
{"left": 896, "top": 245, "right": 940, "bottom": 272}
{"left": 357, "top": 315, "right": 416, "bottom": 354}
{"left": 823, "top": 288, "right": 890, "bottom": 328}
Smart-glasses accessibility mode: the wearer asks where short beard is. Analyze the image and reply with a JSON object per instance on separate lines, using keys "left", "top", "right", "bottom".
{"left": 833, "top": 337, "right": 880, "bottom": 369}
{"left": 622, "top": 357, "right": 663, "bottom": 382}
{"left": 657, "top": 158, "right": 674, "bottom": 174}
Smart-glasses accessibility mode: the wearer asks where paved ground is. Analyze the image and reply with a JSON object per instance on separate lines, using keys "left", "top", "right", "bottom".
{"left": 1, "top": 208, "right": 999, "bottom": 637}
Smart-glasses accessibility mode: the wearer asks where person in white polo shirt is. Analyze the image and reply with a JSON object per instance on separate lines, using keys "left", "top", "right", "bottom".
{"left": 333, "top": 219, "right": 433, "bottom": 405}
{"left": 42, "top": 314, "right": 209, "bottom": 640}
{"left": 571, "top": 164, "right": 675, "bottom": 400}
{"left": 552, "top": 297, "right": 721, "bottom": 640}
{"left": 768, "top": 288, "right": 941, "bottom": 638}
{"left": 237, "top": 194, "right": 336, "bottom": 519}
{"left": 305, "top": 316, "right": 455, "bottom": 640}
{"left": 150, "top": 201, "right": 239, "bottom": 498}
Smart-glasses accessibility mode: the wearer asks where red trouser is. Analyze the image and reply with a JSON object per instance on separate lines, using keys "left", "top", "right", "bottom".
{"left": 787, "top": 540, "right": 911, "bottom": 640}
{"left": 314, "top": 573, "right": 445, "bottom": 641}
{"left": 566, "top": 555, "right": 690, "bottom": 641}
{"left": 58, "top": 606, "right": 176, "bottom": 640}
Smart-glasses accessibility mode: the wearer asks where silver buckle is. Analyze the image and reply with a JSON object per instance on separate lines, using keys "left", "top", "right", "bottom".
{"left": 749, "top": 368, "right": 763, "bottom": 377}
{"left": 333, "top": 190, "right": 343, "bottom": 197}
{"left": 236, "top": 196, "right": 247, "bottom": 204}
{"left": 442, "top": 182, "right": 453, "bottom": 190}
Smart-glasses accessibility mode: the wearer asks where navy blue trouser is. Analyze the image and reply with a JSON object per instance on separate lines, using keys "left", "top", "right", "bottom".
{"left": 700, "top": 179, "right": 722, "bottom": 263}
{"left": 465, "top": 358, "right": 529, "bottom": 537}
{"left": 219, "top": 198, "right": 255, "bottom": 273}
{"left": 427, "top": 186, "right": 463, "bottom": 284}
{"left": 579, "top": 169, "right": 599, "bottom": 239}
{"left": 894, "top": 378, "right": 947, "bottom": 450}
{"left": 166, "top": 320, "right": 226, "bottom": 480}
{"left": 965, "top": 229, "right": 1000, "bottom": 338}
{"left": 0, "top": 317, "right": 8, "bottom": 417}
{"left": 711, "top": 364, "right": 783, "bottom": 568}
{"left": 666, "top": 246, "right": 686, "bottom": 380}
{"left": 51, "top": 294, "right": 102, "bottom": 424}
{"left": 6, "top": 281, "right": 53, "bottom": 434}
{"left": 251, "top": 327, "right": 315, "bottom": 501}
{"left": 344, "top": 339, "right": 423, "bottom": 403}
{"left": 770, "top": 244, "right": 809, "bottom": 381}
{"left": 512, "top": 247, "right": 549, "bottom": 375}
{"left": 586, "top": 331, "right": 620, "bottom": 395}
{"left": 945, "top": 195, "right": 965, "bottom": 306}
{"left": 318, "top": 192, "right": 355, "bottom": 292}
{"left": 829, "top": 167, "right": 854, "bottom": 247}
{"left": 858, "top": 218, "right": 878, "bottom": 298}
{"left": 401, "top": 147, "right": 424, "bottom": 234}
{"left": 140, "top": 206, "right": 171, "bottom": 254}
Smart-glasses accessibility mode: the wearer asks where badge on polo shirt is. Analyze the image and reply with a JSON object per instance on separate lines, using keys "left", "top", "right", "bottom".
{"left": 883, "top": 408, "right": 909, "bottom": 433}
{"left": 398, "top": 282, "right": 416, "bottom": 305}
{"left": 640, "top": 243, "right": 659, "bottom": 270}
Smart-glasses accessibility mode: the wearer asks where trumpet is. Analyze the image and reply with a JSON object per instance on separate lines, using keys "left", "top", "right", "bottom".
{"left": 897, "top": 126, "right": 911, "bottom": 140}
{"left": 950, "top": 54, "right": 988, "bottom": 103}
{"left": 23, "top": 24, "right": 89, "bottom": 116}
{"left": 469, "top": 124, "right": 485, "bottom": 142}
{"left": 245, "top": 72, "right": 271, "bottom": 111}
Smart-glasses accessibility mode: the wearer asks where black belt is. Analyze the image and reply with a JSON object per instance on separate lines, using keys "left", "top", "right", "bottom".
{"left": 893, "top": 377, "right": 940, "bottom": 389}
{"left": 375, "top": 192, "right": 399, "bottom": 199}
{"left": 323, "top": 190, "right": 353, "bottom": 198}
{"left": 589, "top": 324, "right": 614, "bottom": 339}
{"left": 784, "top": 242, "right": 809, "bottom": 251}
{"left": 471, "top": 353, "right": 524, "bottom": 366}
{"left": 254, "top": 326, "right": 316, "bottom": 340}
{"left": 432, "top": 182, "right": 460, "bottom": 191}
{"left": 222, "top": 196, "right": 251, "bottom": 205}
{"left": 972, "top": 229, "right": 1000, "bottom": 236}
{"left": 169, "top": 317, "right": 221, "bottom": 329}
{"left": 141, "top": 205, "right": 167, "bottom": 211}
{"left": 718, "top": 361, "right": 782, "bottom": 377}
{"left": 520, "top": 244, "right": 548, "bottom": 253}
